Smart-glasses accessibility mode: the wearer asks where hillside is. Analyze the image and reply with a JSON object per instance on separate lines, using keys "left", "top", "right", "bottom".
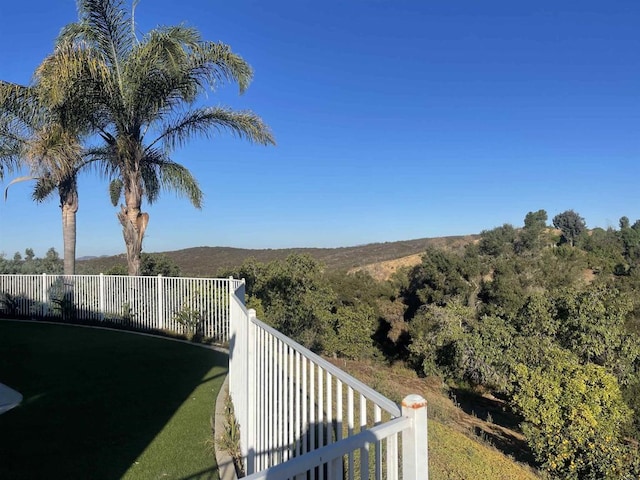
{"left": 333, "top": 358, "right": 539, "bottom": 479}
{"left": 77, "top": 234, "right": 478, "bottom": 277}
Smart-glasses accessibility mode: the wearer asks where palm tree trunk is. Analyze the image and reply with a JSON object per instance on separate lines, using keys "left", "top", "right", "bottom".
{"left": 59, "top": 178, "right": 79, "bottom": 275}
{"left": 118, "top": 181, "right": 148, "bottom": 276}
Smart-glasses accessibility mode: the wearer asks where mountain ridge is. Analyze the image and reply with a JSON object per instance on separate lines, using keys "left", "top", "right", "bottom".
{"left": 77, "top": 234, "right": 479, "bottom": 276}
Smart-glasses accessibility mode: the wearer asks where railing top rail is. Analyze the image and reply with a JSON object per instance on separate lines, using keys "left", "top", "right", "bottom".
{"left": 247, "top": 308, "right": 401, "bottom": 417}
{"left": 0, "top": 274, "right": 241, "bottom": 282}
{"left": 244, "top": 416, "right": 411, "bottom": 480}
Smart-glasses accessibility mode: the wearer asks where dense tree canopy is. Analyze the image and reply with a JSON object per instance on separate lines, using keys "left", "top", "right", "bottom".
{"left": 553, "top": 210, "right": 586, "bottom": 246}
{"left": 0, "top": 248, "right": 63, "bottom": 274}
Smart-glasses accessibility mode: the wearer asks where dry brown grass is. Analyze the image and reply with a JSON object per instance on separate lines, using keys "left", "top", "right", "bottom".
{"left": 326, "top": 357, "right": 541, "bottom": 479}
{"left": 348, "top": 253, "right": 424, "bottom": 281}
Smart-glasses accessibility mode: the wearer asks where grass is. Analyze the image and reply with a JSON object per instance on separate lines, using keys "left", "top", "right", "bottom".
{"left": 428, "top": 421, "right": 539, "bottom": 480}
{"left": 328, "top": 358, "right": 541, "bottom": 480}
{"left": 0, "top": 320, "right": 227, "bottom": 480}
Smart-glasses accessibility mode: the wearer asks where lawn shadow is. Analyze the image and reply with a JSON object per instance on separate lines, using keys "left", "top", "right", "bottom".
{"left": 0, "top": 320, "right": 228, "bottom": 480}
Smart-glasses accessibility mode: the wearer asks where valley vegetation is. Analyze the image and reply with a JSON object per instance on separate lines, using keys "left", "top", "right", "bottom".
{"left": 4, "top": 209, "right": 640, "bottom": 478}
{"left": 222, "top": 209, "right": 640, "bottom": 480}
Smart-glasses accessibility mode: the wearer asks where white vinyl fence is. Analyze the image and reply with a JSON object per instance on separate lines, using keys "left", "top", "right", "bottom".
{"left": 1, "top": 273, "right": 429, "bottom": 477}
{"left": 229, "top": 282, "right": 428, "bottom": 480}
{"left": 0, "top": 274, "right": 242, "bottom": 342}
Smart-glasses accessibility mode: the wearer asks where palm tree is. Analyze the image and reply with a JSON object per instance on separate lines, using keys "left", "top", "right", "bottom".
{"left": 39, "top": 0, "right": 275, "bottom": 275}
{"left": 0, "top": 85, "right": 27, "bottom": 180}
{"left": 0, "top": 82, "right": 86, "bottom": 275}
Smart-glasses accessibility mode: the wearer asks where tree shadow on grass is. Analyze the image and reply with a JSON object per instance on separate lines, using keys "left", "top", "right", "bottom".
{"left": 450, "top": 387, "right": 535, "bottom": 466}
{"left": 0, "top": 320, "right": 227, "bottom": 480}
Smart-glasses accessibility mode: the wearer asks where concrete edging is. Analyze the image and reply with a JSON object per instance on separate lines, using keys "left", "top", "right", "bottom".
{"left": 213, "top": 375, "right": 240, "bottom": 480}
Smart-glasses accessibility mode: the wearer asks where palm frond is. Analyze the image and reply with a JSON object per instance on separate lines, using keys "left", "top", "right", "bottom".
{"left": 36, "top": 41, "right": 116, "bottom": 130}
{"left": 23, "top": 123, "right": 83, "bottom": 178}
{"left": 190, "top": 42, "right": 254, "bottom": 94}
{"left": 139, "top": 158, "right": 160, "bottom": 204}
{"left": 151, "top": 107, "right": 275, "bottom": 153}
{"left": 141, "top": 149, "right": 203, "bottom": 208}
{"left": 85, "top": 146, "right": 120, "bottom": 181}
{"left": 121, "top": 26, "right": 209, "bottom": 126}
{"left": 4, "top": 176, "right": 35, "bottom": 201}
{"left": 32, "top": 175, "right": 58, "bottom": 202}
{"left": 0, "top": 82, "right": 40, "bottom": 124}
{"left": 64, "top": 0, "right": 134, "bottom": 85}
{"left": 109, "top": 178, "right": 123, "bottom": 206}
{"left": 0, "top": 121, "right": 27, "bottom": 177}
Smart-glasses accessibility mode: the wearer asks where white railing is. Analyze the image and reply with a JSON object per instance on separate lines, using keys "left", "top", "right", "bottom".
{"left": 0, "top": 274, "right": 243, "bottom": 342}
{"left": 1, "top": 273, "right": 429, "bottom": 477}
{"left": 228, "top": 283, "right": 428, "bottom": 479}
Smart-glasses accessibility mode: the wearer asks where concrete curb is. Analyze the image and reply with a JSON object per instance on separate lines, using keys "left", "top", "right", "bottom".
{"left": 213, "top": 375, "right": 240, "bottom": 480}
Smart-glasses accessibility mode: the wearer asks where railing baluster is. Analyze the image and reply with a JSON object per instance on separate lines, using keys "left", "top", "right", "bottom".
{"left": 374, "top": 405, "right": 382, "bottom": 480}
{"left": 302, "top": 355, "right": 308, "bottom": 456}
{"left": 278, "top": 339, "right": 285, "bottom": 462}
{"left": 360, "top": 395, "right": 368, "bottom": 480}
{"left": 288, "top": 345, "right": 295, "bottom": 461}
{"left": 332, "top": 379, "right": 343, "bottom": 480}
{"left": 259, "top": 327, "right": 267, "bottom": 471}
{"left": 317, "top": 365, "right": 324, "bottom": 480}
{"left": 310, "top": 360, "right": 316, "bottom": 480}
{"left": 348, "top": 386, "right": 355, "bottom": 480}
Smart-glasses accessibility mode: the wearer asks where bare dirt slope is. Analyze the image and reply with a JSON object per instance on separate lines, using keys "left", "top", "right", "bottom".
{"left": 349, "top": 253, "right": 423, "bottom": 281}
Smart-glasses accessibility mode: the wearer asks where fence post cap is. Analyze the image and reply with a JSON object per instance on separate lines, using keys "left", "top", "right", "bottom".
{"left": 402, "top": 394, "right": 427, "bottom": 409}
{"left": 247, "top": 308, "right": 257, "bottom": 319}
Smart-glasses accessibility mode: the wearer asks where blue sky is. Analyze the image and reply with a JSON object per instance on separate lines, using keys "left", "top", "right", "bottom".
{"left": 0, "top": 1, "right": 638, "bottom": 257}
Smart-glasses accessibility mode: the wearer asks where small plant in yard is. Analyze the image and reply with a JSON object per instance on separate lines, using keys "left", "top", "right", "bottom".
{"left": 0, "top": 292, "right": 18, "bottom": 316}
{"left": 121, "top": 302, "right": 135, "bottom": 325}
{"left": 174, "top": 306, "right": 203, "bottom": 341}
{"left": 50, "top": 293, "right": 76, "bottom": 320}
{"left": 48, "top": 281, "right": 76, "bottom": 321}
{"left": 216, "top": 394, "right": 244, "bottom": 477}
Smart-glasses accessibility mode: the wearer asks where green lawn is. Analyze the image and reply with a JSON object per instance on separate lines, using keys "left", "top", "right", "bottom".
{"left": 0, "top": 320, "right": 227, "bottom": 480}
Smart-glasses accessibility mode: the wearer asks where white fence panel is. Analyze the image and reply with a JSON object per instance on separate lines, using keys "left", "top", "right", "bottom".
{"left": 0, "top": 274, "right": 238, "bottom": 343}
{"left": 228, "top": 289, "right": 428, "bottom": 480}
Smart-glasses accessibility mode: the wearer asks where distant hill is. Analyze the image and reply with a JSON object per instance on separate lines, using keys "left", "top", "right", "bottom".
{"left": 76, "top": 234, "right": 478, "bottom": 277}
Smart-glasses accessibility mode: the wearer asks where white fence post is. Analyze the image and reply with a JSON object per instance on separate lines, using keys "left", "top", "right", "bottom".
{"left": 228, "top": 276, "right": 233, "bottom": 324}
{"left": 228, "top": 279, "right": 250, "bottom": 472}
{"left": 157, "top": 274, "right": 164, "bottom": 330}
{"left": 247, "top": 308, "right": 257, "bottom": 475}
{"left": 99, "top": 273, "right": 105, "bottom": 321}
{"left": 401, "top": 394, "right": 428, "bottom": 480}
{"left": 41, "top": 273, "right": 47, "bottom": 316}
